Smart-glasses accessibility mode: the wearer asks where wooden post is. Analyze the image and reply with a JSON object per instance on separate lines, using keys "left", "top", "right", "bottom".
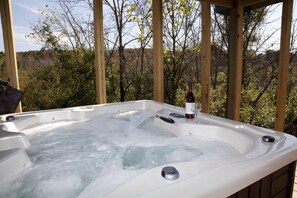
{"left": 152, "top": 0, "right": 164, "bottom": 102}
{"left": 0, "top": 0, "right": 22, "bottom": 112}
{"left": 275, "top": 0, "right": 293, "bottom": 131}
{"left": 93, "top": 0, "right": 107, "bottom": 104}
{"left": 227, "top": 0, "right": 243, "bottom": 121}
{"left": 201, "top": 0, "right": 211, "bottom": 114}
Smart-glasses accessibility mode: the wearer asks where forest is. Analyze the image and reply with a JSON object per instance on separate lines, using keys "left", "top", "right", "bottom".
{"left": 0, "top": 0, "right": 296, "bottom": 135}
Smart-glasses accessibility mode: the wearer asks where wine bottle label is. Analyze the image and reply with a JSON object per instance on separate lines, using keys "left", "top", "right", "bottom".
{"left": 185, "top": 102, "right": 195, "bottom": 114}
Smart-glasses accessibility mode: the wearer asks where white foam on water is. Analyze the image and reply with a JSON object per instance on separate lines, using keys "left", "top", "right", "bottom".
{"left": 0, "top": 110, "right": 240, "bottom": 198}
{"left": 77, "top": 169, "right": 144, "bottom": 198}
{"left": 119, "top": 111, "right": 156, "bottom": 136}
{"left": 22, "top": 121, "right": 80, "bottom": 135}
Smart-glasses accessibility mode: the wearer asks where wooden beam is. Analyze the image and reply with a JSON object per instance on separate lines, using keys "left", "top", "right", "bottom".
{"left": 93, "top": 0, "right": 107, "bottom": 104}
{"left": 227, "top": 0, "right": 243, "bottom": 121}
{"left": 242, "top": 0, "right": 281, "bottom": 7}
{"left": 210, "top": 0, "right": 234, "bottom": 8}
{"left": 242, "top": 0, "right": 266, "bottom": 6}
{"left": 0, "top": 0, "right": 22, "bottom": 112}
{"left": 152, "top": 0, "right": 164, "bottom": 102}
{"left": 201, "top": 0, "right": 211, "bottom": 114}
{"left": 275, "top": 0, "right": 293, "bottom": 131}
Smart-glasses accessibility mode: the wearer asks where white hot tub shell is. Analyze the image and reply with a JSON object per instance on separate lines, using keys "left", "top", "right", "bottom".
{"left": 0, "top": 100, "right": 296, "bottom": 198}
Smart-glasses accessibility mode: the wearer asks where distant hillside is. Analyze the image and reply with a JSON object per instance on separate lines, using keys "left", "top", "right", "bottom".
{"left": 17, "top": 50, "right": 57, "bottom": 69}
{"left": 14, "top": 48, "right": 297, "bottom": 72}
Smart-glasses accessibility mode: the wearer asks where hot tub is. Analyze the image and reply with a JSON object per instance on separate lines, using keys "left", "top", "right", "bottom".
{"left": 0, "top": 100, "right": 296, "bottom": 198}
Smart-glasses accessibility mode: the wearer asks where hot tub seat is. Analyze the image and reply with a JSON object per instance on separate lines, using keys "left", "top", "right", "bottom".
{"left": 0, "top": 128, "right": 31, "bottom": 151}
{"left": 0, "top": 149, "right": 32, "bottom": 183}
{"left": 154, "top": 117, "right": 254, "bottom": 154}
{"left": 0, "top": 128, "right": 32, "bottom": 182}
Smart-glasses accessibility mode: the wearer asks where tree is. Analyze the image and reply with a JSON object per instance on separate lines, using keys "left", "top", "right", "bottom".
{"left": 21, "top": 0, "right": 297, "bottom": 135}
{"left": 27, "top": 0, "right": 97, "bottom": 108}
{"left": 104, "top": 0, "right": 137, "bottom": 102}
{"left": 128, "top": 0, "right": 153, "bottom": 100}
{"left": 163, "top": 0, "right": 200, "bottom": 104}
{"left": 0, "top": 52, "right": 7, "bottom": 79}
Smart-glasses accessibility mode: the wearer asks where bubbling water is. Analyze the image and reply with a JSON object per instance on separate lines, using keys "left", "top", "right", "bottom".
{"left": 0, "top": 110, "right": 240, "bottom": 198}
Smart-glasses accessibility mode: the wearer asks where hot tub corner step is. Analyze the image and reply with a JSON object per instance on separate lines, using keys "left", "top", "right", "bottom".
{"left": 0, "top": 149, "right": 32, "bottom": 183}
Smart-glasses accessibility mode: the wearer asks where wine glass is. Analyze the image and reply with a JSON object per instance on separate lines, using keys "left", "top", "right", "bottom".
{"left": 195, "top": 103, "right": 201, "bottom": 122}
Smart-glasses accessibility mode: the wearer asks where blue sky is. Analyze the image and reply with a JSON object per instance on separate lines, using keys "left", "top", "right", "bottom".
{"left": 0, "top": 0, "right": 56, "bottom": 52}
{"left": 0, "top": 0, "right": 296, "bottom": 52}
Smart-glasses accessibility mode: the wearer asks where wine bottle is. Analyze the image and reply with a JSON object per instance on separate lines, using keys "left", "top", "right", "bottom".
{"left": 185, "top": 82, "right": 195, "bottom": 119}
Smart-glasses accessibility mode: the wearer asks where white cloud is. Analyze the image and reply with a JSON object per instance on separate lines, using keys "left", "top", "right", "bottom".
{"left": 13, "top": 26, "right": 42, "bottom": 51}
{"left": 13, "top": 0, "right": 41, "bottom": 15}
{"left": 0, "top": 25, "right": 42, "bottom": 52}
